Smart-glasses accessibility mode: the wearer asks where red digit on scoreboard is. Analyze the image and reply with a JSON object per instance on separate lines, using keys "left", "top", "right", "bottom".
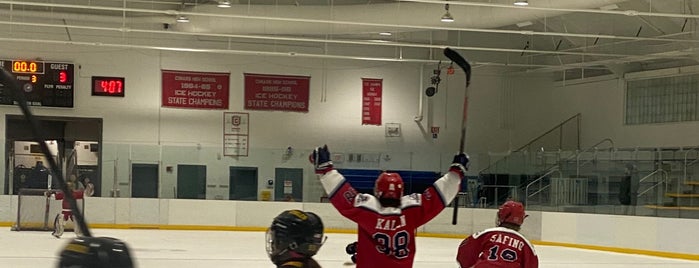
{"left": 91, "top": 76, "right": 125, "bottom": 97}
{"left": 100, "top": 80, "right": 123, "bottom": 93}
{"left": 59, "top": 71, "right": 68, "bottom": 83}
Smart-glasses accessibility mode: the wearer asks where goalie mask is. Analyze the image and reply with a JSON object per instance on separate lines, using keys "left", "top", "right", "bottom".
{"left": 374, "top": 172, "right": 404, "bottom": 200}
{"left": 266, "top": 210, "right": 325, "bottom": 265}
{"left": 58, "top": 236, "right": 134, "bottom": 268}
{"left": 496, "top": 201, "right": 526, "bottom": 227}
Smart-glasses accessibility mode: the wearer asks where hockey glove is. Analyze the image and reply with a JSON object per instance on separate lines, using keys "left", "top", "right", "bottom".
{"left": 449, "top": 153, "right": 469, "bottom": 177}
{"left": 309, "top": 145, "right": 333, "bottom": 174}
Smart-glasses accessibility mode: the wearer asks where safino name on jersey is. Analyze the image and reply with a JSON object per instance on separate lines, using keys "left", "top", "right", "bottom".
{"left": 488, "top": 233, "right": 525, "bottom": 250}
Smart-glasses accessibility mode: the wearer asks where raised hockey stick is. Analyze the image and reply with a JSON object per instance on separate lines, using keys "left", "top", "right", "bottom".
{"left": 444, "top": 47, "right": 472, "bottom": 225}
{"left": 2, "top": 68, "right": 135, "bottom": 266}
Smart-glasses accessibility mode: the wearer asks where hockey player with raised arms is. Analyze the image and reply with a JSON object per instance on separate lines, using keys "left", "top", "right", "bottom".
{"left": 456, "top": 200, "right": 538, "bottom": 268}
{"left": 310, "top": 145, "right": 468, "bottom": 268}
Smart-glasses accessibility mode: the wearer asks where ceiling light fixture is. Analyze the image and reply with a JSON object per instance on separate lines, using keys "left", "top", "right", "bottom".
{"left": 516, "top": 21, "right": 533, "bottom": 27}
{"left": 600, "top": 4, "right": 619, "bottom": 10}
{"left": 514, "top": 0, "right": 529, "bottom": 6}
{"left": 176, "top": 15, "right": 189, "bottom": 23}
{"left": 441, "top": 4, "right": 454, "bottom": 23}
{"left": 176, "top": 1, "right": 190, "bottom": 23}
{"left": 217, "top": 1, "right": 231, "bottom": 8}
{"left": 379, "top": 32, "right": 392, "bottom": 36}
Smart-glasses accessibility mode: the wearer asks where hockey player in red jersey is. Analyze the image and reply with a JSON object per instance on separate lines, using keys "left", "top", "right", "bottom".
{"left": 310, "top": 145, "right": 468, "bottom": 268}
{"left": 456, "top": 201, "right": 538, "bottom": 268}
{"left": 50, "top": 181, "right": 84, "bottom": 238}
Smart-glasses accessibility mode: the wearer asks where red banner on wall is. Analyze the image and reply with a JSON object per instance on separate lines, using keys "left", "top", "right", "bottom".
{"left": 162, "top": 70, "right": 230, "bottom": 109}
{"left": 244, "top": 73, "right": 310, "bottom": 112}
{"left": 362, "top": 78, "right": 382, "bottom": 125}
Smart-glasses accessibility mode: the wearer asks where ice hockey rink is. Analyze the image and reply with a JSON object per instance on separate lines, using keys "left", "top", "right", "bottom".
{"left": 1, "top": 228, "right": 697, "bottom": 268}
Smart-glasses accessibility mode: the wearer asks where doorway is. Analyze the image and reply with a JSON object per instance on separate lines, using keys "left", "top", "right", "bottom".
{"left": 177, "top": 165, "right": 207, "bottom": 199}
{"left": 274, "top": 168, "right": 303, "bottom": 202}
{"left": 131, "top": 163, "right": 159, "bottom": 198}
{"left": 5, "top": 115, "right": 102, "bottom": 195}
{"left": 229, "top": 167, "right": 257, "bottom": 201}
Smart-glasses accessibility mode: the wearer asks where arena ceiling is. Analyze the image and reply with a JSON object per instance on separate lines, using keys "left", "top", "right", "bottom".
{"left": 0, "top": 0, "right": 698, "bottom": 78}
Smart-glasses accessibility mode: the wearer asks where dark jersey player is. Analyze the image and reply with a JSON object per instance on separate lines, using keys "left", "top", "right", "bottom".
{"left": 456, "top": 201, "right": 538, "bottom": 268}
{"left": 310, "top": 145, "right": 469, "bottom": 268}
{"left": 267, "top": 209, "right": 326, "bottom": 268}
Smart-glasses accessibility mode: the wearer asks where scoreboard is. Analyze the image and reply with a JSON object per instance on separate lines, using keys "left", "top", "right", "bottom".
{"left": 0, "top": 60, "right": 74, "bottom": 108}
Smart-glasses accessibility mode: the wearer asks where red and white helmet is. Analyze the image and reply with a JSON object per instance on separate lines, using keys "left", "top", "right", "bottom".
{"left": 496, "top": 201, "right": 526, "bottom": 226}
{"left": 374, "top": 172, "right": 404, "bottom": 200}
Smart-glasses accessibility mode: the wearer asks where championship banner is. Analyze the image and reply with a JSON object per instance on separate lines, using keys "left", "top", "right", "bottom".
{"left": 244, "top": 73, "right": 310, "bottom": 112}
{"left": 361, "top": 78, "right": 382, "bottom": 125}
{"left": 162, "top": 70, "right": 230, "bottom": 109}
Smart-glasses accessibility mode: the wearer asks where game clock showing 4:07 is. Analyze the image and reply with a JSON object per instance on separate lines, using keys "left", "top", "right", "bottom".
{"left": 0, "top": 59, "right": 74, "bottom": 107}
{"left": 92, "top": 76, "right": 125, "bottom": 97}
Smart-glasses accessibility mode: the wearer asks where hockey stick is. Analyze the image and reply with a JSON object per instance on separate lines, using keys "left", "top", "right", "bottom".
{"left": 0, "top": 69, "right": 92, "bottom": 237}
{"left": 2, "top": 68, "right": 135, "bottom": 266}
{"left": 443, "top": 47, "right": 472, "bottom": 225}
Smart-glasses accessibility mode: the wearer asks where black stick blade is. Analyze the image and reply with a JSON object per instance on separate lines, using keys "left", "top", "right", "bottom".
{"left": 444, "top": 47, "right": 472, "bottom": 87}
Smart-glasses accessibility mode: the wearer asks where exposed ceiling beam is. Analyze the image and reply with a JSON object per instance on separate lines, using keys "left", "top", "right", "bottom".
{"left": 4, "top": 18, "right": 695, "bottom": 63}
{"left": 0, "top": 35, "right": 617, "bottom": 70}
{"left": 1, "top": 1, "right": 698, "bottom": 45}
{"left": 400, "top": 0, "right": 699, "bottom": 19}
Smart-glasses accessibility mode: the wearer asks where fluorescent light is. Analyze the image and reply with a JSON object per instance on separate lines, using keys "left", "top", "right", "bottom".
{"left": 441, "top": 12, "right": 454, "bottom": 23}
{"left": 217, "top": 1, "right": 231, "bottom": 8}
{"left": 514, "top": 0, "right": 528, "bottom": 6}
{"left": 441, "top": 3, "right": 454, "bottom": 23}
{"left": 378, "top": 32, "right": 392, "bottom": 36}
{"left": 176, "top": 15, "right": 189, "bottom": 23}
{"left": 600, "top": 4, "right": 619, "bottom": 10}
{"left": 516, "top": 21, "right": 533, "bottom": 27}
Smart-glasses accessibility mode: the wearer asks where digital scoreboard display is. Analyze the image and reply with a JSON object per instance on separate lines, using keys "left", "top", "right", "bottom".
{"left": 92, "top": 76, "right": 125, "bottom": 97}
{"left": 0, "top": 60, "right": 74, "bottom": 108}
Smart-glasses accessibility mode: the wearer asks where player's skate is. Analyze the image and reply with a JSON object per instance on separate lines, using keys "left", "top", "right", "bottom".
{"left": 74, "top": 220, "right": 83, "bottom": 237}
{"left": 345, "top": 242, "right": 358, "bottom": 265}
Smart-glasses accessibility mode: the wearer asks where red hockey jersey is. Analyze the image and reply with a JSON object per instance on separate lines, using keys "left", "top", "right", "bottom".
{"left": 319, "top": 169, "right": 461, "bottom": 268}
{"left": 457, "top": 227, "right": 538, "bottom": 268}
{"left": 54, "top": 190, "right": 84, "bottom": 215}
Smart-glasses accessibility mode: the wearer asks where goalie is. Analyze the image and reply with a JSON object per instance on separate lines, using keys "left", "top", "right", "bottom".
{"left": 50, "top": 177, "right": 84, "bottom": 238}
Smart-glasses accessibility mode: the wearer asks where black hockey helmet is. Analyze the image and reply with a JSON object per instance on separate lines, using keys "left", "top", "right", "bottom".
{"left": 58, "top": 236, "right": 134, "bottom": 268}
{"left": 266, "top": 210, "right": 325, "bottom": 265}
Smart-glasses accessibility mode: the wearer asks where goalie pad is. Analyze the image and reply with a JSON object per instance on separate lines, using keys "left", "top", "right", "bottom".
{"left": 52, "top": 213, "right": 65, "bottom": 238}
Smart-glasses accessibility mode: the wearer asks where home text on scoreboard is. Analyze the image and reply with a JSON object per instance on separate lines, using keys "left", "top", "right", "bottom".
{"left": 0, "top": 59, "right": 74, "bottom": 108}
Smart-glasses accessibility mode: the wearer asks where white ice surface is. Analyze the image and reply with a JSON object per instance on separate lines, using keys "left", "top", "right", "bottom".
{"left": 0, "top": 228, "right": 697, "bottom": 267}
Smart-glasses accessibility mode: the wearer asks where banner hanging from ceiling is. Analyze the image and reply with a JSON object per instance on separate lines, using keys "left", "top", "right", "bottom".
{"left": 244, "top": 73, "right": 310, "bottom": 112}
{"left": 161, "top": 70, "right": 230, "bottom": 109}
{"left": 361, "top": 78, "right": 382, "bottom": 125}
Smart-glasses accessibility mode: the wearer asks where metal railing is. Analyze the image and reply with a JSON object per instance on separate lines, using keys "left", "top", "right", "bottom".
{"left": 637, "top": 169, "right": 668, "bottom": 205}
{"left": 525, "top": 168, "right": 562, "bottom": 206}
{"left": 684, "top": 148, "right": 699, "bottom": 184}
{"left": 514, "top": 113, "right": 581, "bottom": 152}
{"left": 575, "top": 138, "right": 614, "bottom": 176}
{"left": 479, "top": 185, "right": 518, "bottom": 207}
{"left": 479, "top": 113, "right": 581, "bottom": 176}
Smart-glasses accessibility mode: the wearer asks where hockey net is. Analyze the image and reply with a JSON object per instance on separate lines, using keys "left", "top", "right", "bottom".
{"left": 11, "top": 188, "right": 81, "bottom": 232}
